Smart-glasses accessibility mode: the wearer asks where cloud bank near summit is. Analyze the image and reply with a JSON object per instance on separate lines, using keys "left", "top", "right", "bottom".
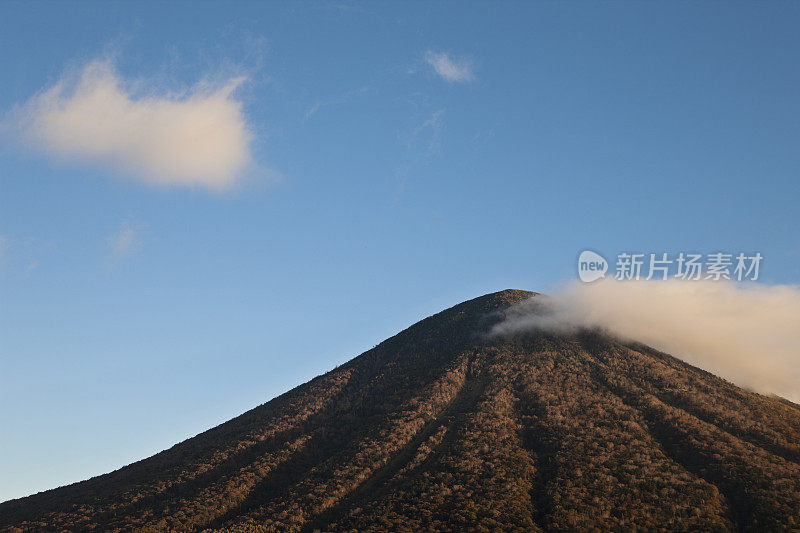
{"left": 494, "top": 279, "right": 800, "bottom": 403}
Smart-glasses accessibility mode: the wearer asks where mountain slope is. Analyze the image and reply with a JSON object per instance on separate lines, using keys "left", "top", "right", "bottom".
{"left": 2, "top": 289, "right": 800, "bottom": 532}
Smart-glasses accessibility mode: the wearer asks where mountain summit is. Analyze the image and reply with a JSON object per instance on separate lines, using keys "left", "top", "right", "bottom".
{"left": 2, "top": 290, "right": 799, "bottom": 531}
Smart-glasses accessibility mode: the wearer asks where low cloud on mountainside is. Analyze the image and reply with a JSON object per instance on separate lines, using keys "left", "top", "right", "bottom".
{"left": 494, "top": 279, "right": 800, "bottom": 403}
{"left": 5, "top": 60, "right": 252, "bottom": 190}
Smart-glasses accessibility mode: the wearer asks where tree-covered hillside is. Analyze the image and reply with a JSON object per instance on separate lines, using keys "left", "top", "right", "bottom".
{"left": 2, "top": 290, "right": 799, "bottom": 532}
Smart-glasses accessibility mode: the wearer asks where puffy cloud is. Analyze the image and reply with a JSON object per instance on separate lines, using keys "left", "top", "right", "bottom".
{"left": 494, "top": 279, "right": 800, "bottom": 403}
{"left": 8, "top": 61, "right": 252, "bottom": 190}
{"left": 425, "top": 51, "right": 474, "bottom": 83}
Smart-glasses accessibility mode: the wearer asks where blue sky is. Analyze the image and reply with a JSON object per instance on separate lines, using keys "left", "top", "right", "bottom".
{"left": 1, "top": 1, "right": 800, "bottom": 501}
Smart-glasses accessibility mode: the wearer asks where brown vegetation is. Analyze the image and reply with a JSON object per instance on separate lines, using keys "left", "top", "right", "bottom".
{"left": 1, "top": 289, "right": 799, "bottom": 531}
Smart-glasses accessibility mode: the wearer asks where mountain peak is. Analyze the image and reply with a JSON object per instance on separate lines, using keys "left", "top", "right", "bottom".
{"left": 465, "top": 288, "right": 538, "bottom": 308}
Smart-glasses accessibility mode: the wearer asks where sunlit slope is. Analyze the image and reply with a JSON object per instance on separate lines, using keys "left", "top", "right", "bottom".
{"left": 2, "top": 289, "right": 799, "bottom": 531}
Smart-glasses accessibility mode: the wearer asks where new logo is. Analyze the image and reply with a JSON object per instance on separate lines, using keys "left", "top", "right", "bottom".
{"left": 578, "top": 250, "right": 608, "bottom": 283}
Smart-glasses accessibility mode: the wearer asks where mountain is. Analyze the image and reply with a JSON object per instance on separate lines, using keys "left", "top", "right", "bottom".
{"left": 2, "top": 289, "right": 800, "bottom": 532}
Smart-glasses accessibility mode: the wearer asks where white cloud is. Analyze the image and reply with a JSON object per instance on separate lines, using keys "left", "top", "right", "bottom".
{"left": 425, "top": 51, "right": 474, "bottom": 83}
{"left": 109, "top": 225, "right": 141, "bottom": 259}
{"left": 303, "top": 100, "right": 322, "bottom": 121}
{"left": 8, "top": 61, "right": 252, "bottom": 190}
{"left": 405, "top": 108, "right": 445, "bottom": 154}
{"left": 494, "top": 279, "right": 800, "bottom": 403}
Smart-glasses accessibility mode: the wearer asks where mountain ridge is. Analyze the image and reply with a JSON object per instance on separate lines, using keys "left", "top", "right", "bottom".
{"left": 2, "top": 289, "right": 799, "bottom": 531}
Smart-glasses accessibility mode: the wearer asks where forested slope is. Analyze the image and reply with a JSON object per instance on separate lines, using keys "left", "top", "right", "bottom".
{"left": 2, "top": 289, "right": 799, "bottom": 532}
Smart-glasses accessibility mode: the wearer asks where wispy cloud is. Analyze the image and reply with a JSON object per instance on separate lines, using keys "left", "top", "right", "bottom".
{"left": 406, "top": 108, "right": 445, "bottom": 154}
{"left": 494, "top": 279, "right": 800, "bottom": 403}
{"left": 25, "top": 259, "right": 39, "bottom": 276}
{"left": 108, "top": 224, "right": 141, "bottom": 261}
{"left": 302, "top": 85, "right": 371, "bottom": 122}
{"left": 425, "top": 51, "right": 474, "bottom": 83}
{"left": 303, "top": 100, "right": 322, "bottom": 121}
{"left": 6, "top": 60, "right": 253, "bottom": 191}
